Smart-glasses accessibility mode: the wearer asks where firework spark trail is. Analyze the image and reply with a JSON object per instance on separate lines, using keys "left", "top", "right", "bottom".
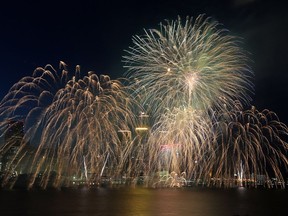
{"left": 0, "top": 15, "right": 287, "bottom": 189}
{"left": 0, "top": 63, "right": 137, "bottom": 189}
{"left": 206, "top": 106, "right": 288, "bottom": 188}
{"left": 124, "top": 15, "right": 288, "bottom": 188}
{"left": 140, "top": 107, "right": 217, "bottom": 186}
{"left": 123, "top": 15, "right": 254, "bottom": 120}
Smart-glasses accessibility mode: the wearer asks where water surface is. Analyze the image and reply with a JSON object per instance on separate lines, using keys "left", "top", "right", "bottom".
{"left": 0, "top": 187, "right": 287, "bottom": 216}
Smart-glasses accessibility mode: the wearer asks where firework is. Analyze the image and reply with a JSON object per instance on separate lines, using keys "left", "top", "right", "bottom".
{"left": 123, "top": 15, "right": 287, "bottom": 188}
{"left": 207, "top": 106, "right": 288, "bottom": 188}
{"left": 0, "top": 63, "right": 136, "bottom": 189}
{"left": 0, "top": 15, "right": 287, "bottom": 189}
{"left": 141, "top": 107, "right": 216, "bottom": 186}
{"left": 123, "top": 15, "right": 254, "bottom": 119}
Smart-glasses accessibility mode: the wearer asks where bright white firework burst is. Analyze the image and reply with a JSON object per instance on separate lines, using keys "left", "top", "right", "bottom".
{"left": 123, "top": 15, "right": 254, "bottom": 119}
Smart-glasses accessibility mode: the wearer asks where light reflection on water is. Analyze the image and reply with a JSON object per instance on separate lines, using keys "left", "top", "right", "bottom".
{"left": 0, "top": 187, "right": 287, "bottom": 216}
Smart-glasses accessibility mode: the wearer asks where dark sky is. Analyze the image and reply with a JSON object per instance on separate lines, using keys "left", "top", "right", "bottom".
{"left": 1, "top": 0, "right": 288, "bottom": 123}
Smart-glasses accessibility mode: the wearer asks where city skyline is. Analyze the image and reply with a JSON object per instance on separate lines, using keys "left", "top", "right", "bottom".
{"left": 0, "top": 10, "right": 287, "bottom": 190}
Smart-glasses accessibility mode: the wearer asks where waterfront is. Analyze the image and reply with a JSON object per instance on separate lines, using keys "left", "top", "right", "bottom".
{"left": 0, "top": 187, "right": 287, "bottom": 216}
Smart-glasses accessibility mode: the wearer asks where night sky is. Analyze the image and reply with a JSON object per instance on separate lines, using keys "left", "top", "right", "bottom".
{"left": 1, "top": 0, "right": 288, "bottom": 123}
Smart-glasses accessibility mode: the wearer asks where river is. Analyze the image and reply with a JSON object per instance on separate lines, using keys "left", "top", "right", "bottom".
{"left": 0, "top": 187, "right": 287, "bottom": 216}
